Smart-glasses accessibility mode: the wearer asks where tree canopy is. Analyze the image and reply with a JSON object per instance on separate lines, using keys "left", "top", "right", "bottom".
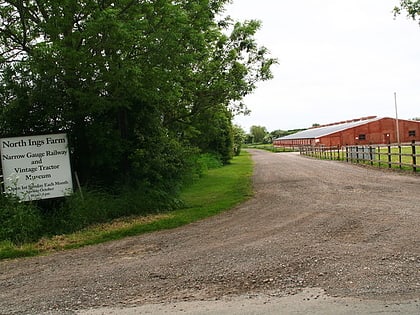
{"left": 0, "top": 0, "right": 276, "bottom": 206}
{"left": 394, "top": 0, "right": 420, "bottom": 24}
{"left": 249, "top": 125, "right": 268, "bottom": 143}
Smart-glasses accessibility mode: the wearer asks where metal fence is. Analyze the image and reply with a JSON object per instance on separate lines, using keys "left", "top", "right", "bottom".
{"left": 300, "top": 142, "right": 419, "bottom": 172}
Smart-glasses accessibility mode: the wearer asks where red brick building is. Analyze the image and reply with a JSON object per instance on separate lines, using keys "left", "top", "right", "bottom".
{"left": 273, "top": 116, "right": 420, "bottom": 147}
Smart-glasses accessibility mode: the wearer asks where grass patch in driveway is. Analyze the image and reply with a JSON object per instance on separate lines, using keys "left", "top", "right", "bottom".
{"left": 0, "top": 152, "right": 253, "bottom": 260}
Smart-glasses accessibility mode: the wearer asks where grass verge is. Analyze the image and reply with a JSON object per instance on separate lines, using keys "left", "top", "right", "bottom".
{"left": 0, "top": 152, "right": 253, "bottom": 260}
{"left": 244, "top": 143, "right": 296, "bottom": 152}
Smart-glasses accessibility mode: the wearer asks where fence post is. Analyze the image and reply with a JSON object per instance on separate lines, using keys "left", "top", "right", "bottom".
{"left": 346, "top": 146, "right": 349, "bottom": 162}
{"left": 356, "top": 146, "right": 359, "bottom": 164}
{"left": 412, "top": 140, "right": 417, "bottom": 172}
{"left": 369, "top": 146, "right": 373, "bottom": 166}
{"left": 387, "top": 145, "right": 392, "bottom": 169}
{"left": 398, "top": 145, "right": 402, "bottom": 169}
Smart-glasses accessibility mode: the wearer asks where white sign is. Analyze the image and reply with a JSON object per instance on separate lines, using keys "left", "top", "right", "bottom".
{"left": 0, "top": 133, "right": 73, "bottom": 201}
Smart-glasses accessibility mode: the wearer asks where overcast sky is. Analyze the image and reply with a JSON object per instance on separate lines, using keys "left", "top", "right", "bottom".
{"left": 225, "top": 0, "right": 420, "bottom": 132}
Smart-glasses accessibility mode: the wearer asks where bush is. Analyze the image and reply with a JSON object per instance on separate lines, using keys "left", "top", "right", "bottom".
{"left": 197, "top": 153, "right": 223, "bottom": 172}
{"left": 0, "top": 146, "right": 224, "bottom": 244}
{"left": 43, "top": 184, "right": 185, "bottom": 235}
{"left": 0, "top": 194, "right": 42, "bottom": 244}
{"left": 44, "top": 152, "right": 223, "bottom": 236}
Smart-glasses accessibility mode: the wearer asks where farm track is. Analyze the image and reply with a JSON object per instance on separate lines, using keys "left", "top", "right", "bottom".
{"left": 0, "top": 149, "right": 419, "bottom": 314}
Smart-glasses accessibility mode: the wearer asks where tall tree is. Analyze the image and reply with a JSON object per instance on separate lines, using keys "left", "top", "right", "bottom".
{"left": 189, "top": 104, "right": 234, "bottom": 164}
{"left": 232, "top": 124, "right": 246, "bottom": 156}
{"left": 0, "top": 0, "right": 276, "bottom": 194}
{"left": 249, "top": 125, "right": 268, "bottom": 143}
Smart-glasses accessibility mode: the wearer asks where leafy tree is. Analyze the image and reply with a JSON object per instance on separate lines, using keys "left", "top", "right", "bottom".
{"left": 0, "top": 1, "right": 276, "bottom": 210}
{"left": 249, "top": 125, "right": 268, "bottom": 143}
{"left": 394, "top": 1, "right": 420, "bottom": 23}
{"left": 269, "top": 128, "right": 307, "bottom": 141}
{"left": 189, "top": 104, "right": 234, "bottom": 164}
{"left": 163, "top": 17, "right": 276, "bottom": 156}
{"left": 270, "top": 129, "right": 287, "bottom": 139}
{"left": 232, "top": 125, "right": 246, "bottom": 156}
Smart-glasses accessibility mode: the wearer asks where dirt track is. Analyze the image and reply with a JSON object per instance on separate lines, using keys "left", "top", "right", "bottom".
{"left": 0, "top": 150, "right": 419, "bottom": 314}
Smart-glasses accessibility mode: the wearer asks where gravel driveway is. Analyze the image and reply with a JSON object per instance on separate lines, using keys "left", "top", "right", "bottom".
{"left": 1, "top": 149, "right": 419, "bottom": 314}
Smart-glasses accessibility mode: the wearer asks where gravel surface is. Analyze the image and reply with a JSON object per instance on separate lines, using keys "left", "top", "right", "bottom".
{"left": 0, "top": 150, "right": 419, "bottom": 314}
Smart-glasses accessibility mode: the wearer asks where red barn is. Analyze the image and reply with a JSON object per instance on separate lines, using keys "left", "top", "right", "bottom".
{"left": 273, "top": 116, "right": 420, "bottom": 147}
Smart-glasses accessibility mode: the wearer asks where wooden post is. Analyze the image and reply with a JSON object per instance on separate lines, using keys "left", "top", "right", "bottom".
{"left": 74, "top": 171, "right": 84, "bottom": 200}
{"left": 356, "top": 146, "right": 359, "bottom": 164}
{"left": 412, "top": 140, "right": 417, "bottom": 172}
{"left": 387, "top": 145, "right": 392, "bottom": 169}
{"left": 398, "top": 145, "right": 402, "bottom": 169}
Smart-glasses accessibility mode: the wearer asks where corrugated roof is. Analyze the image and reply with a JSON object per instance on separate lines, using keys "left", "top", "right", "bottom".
{"left": 275, "top": 117, "right": 381, "bottom": 140}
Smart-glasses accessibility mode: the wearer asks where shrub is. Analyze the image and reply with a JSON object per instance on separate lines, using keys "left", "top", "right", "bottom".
{"left": 0, "top": 194, "right": 42, "bottom": 244}
{"left": 197, "top": 153, "right": 223, "bottom": 171}
{"left": 44, "top": 184, "right": 185, "bottom": 235}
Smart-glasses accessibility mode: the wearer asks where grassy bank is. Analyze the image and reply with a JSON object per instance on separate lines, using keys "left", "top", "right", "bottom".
{"left": 244, "top": 143, "right": 296, "bottom": 152}
{"left": 0, "top": 152, "right": 253, "bottom": 260}
{"left": 302, "top": 145, "right": 419, "bottom": 173}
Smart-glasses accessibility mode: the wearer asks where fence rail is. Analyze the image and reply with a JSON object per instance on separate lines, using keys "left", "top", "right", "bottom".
{"left": 300, "top": 142, "right": 419, "bottom": 172}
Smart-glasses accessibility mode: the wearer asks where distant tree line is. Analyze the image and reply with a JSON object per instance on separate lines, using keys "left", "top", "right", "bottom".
{"left": 246, "top": 125, "right": 306, "bottom": 144}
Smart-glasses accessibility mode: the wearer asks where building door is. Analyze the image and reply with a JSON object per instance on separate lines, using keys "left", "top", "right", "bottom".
{"left": 383, "top": 133, "right": 390, "bottom": 144}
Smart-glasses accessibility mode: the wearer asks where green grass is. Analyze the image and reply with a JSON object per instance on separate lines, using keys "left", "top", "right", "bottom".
{"left": 302, "top": 145, "right": 419, "bottom": 172}
{"left": 0, "top": 152, "right": 254, "bottom": 260}
{"left": 343, "top": 146, "right": 418, "bottom": 171}
{"left": 244, "top": 143, "right": 296, "bottom": 152}
{"left": 376, "top": 146, "right": 417, "bottom": 168}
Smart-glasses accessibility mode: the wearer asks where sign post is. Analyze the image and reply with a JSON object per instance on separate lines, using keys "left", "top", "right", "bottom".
{"left": 0, "top": 133, "right": 73, "bottom": 201}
